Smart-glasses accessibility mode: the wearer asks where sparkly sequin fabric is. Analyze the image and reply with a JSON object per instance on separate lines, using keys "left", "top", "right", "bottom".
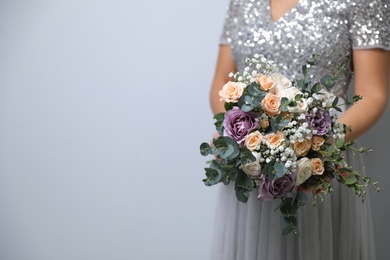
{"left": 211, "top": 1, "right": 389, "bottom": 260}
{"left": 220, "top": 0, "right": 390, "bottom": 97}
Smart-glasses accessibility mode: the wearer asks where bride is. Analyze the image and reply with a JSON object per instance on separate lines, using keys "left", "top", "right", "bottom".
{"left": 208, "top": 0, "right": 390, "bottom": 259}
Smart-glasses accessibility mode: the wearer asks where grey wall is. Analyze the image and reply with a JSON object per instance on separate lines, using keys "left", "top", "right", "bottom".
{"left": 0, "top": 1, "right": 388, "bottom": 260}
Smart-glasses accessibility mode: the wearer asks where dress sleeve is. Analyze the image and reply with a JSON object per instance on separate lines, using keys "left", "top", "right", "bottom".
{"left": 349, "top": 0, "right": 390, "bottom": 50}
{"left": 219, "top": 0, "right": 238, "bottom": 45}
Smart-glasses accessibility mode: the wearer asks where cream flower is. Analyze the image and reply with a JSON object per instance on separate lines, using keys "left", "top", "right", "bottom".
{"left": 241, "top": 152, "right": 262, "bottom": 177}
{"left": 268, "top": 72, "right": 292, "bottom": 97}
{"left": 265, "top": 131, "right": 285, "bottom": 148}
{"left": 261, "top": 92, "right": 281, "bottom": 117}
{"left": 295, "top": 157, "right": 312, "bottom": 186}
{"left": 219, "top": 81, "right": 245, "bottom": 103}
{"left": 270, "top": 72, "right": 293, "bottom": 89}
{"left": 245, "top": 131, "right": 263, "bottom": 151}
{"left": 293, "top": 138, "right": 312, "bottom": 157}
{"left": 311, "top": 136, "right": 325, "bottom": 151}
{"left": 311, "top": 158, "right": 325, "bottom": 175}
{"left": 260, "top": 118, "right": 270, "bottom": 129}
{"left": 288, "top": 99, "right": 308, "bottom": 113}
{"left": 282, "top": 87, "right": 309, "bottom": 113}
{"left": 283, "top": 87, "right": 302, "bottom": 100}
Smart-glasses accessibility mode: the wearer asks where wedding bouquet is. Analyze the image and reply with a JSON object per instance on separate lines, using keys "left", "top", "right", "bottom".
{"left": 200, "top": 54, "right": 379, "bottom": 235}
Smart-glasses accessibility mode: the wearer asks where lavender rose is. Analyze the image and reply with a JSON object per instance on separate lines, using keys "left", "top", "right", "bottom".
{"left": 306, "top": 108, "right": 331, "bottom": 135}
{"left": 257, "top": 171, "right": 296, "bottom": 201}
{"left": 223, "top": 107, "right": 259, "bottom": 145}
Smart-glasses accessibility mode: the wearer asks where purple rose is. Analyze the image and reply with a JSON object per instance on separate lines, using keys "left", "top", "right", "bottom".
{"left": 306, "top": 108, "right": 331, "bottom": 135}
{"left": 223, "top": 107, "right": 259, "bottom": 146}
{"left": 257, "top": 171, "right": 296, "bottom": 201}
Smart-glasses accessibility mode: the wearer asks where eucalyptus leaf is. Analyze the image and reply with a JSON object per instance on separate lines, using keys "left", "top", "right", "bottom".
{"left": 280, "top": 215, "right": 297, "bottom": 236}
{"left": 311, "top": 82, "right": 321, "bottom": 93}
{"left": 234, "top": 170, "right": 253, "bottom": 203}
{"left": 263, "top": 159, "right": 276, "bottom": 176}
{"left": 241, "top": 104, "right": 253, "bottom": 112}
{"left": 274, "top": 162, "right": 288, "bottom": 178}
{"left": 214, "top": 137, "right": 240, "bottom": 160}
{"left": 282, "top": 225, "right": 294, "bottom": 236}
{"left": 295, "top": 94, "right": 303, "bottom": 101}
{"left": 332, "top": 96, "right": 339, "bottom": 108}
{"left": 302, "top": 65, "right": 308, "bottom": 76}
{"left": 345, "top": 175, "right": 358, "bottom": 185}
{"left": 336, "top": 138, "right": 344, "bottom": 148}
{"left": 333, "top": 106, "right": 342, "bottom": 112}
{"left": 224, "top": 102, "right": 234, "bottom": 111}
{"left": 202, "top": 161, "right": 222, "bottom": 186}
{"left": 296, "top": 192, "right": 308, "bottom": 206}
{"left": 213, "top": 112, "right": 225, "bottom": 135}
{"left": 321, "top": 75, "right": 332, "bottom": 85}
{"left": 248, "top": 82, "right": 265, "bottom": 97}
{"left": 240, "top": 148, "right": 256, "bottom": 165}
{"left": 296, "top": 79, "right": 305, "bottom": 90}
{"left": 199, "top": 142, "right": 212, "bottom": 156}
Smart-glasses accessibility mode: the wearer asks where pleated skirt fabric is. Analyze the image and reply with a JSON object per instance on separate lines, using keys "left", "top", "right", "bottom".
{"left": 210, "top": 151, "right": 376, "bottom": 260}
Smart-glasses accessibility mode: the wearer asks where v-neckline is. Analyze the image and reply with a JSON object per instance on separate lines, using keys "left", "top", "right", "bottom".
{"left": 268, "top": 0, "right": 301, "bottom": 23}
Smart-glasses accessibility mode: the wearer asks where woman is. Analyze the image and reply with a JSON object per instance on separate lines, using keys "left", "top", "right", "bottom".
{"left": 209, "top": 0, "right": 389, "bottom": 259}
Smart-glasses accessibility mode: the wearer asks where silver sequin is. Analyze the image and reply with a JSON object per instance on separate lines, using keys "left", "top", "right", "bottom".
{"left": 220, "top": 0, "right": 390, "bottom": 97}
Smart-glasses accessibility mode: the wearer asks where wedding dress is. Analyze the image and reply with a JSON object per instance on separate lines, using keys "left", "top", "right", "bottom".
{"left": 210, "top": 0, "right": 390, "bottom": 259}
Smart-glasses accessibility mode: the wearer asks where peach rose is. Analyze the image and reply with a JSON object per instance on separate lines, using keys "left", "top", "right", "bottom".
{"left": 293, "top": 138, "right": 312, "bottom": 157}
{"left": 261, "top": 92, "right": 281, "bottom": 117}
{"left": 245, "top": 131, "right": 263, "bottom": 151}
{"left": 265, "top": 131, "right": 284, "bottom": 148}
{"left": 219, "top": 81, "right": 245, "bottom": 103}
{"left": 311, "top": 136, "right": 325, "bottom": 151}
{"left": 311, "top": 158, "right": 324, "bottom": 175}
{"left": 255, "top": 74, "right": 275, "bottom": 91}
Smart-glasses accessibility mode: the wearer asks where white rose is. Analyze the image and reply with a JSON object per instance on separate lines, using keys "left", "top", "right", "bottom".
{"left": 288, "top": 99, "right": 308, "bottom": 113}
{"left": 282, "top": 87, "right": 309, "bottom": 113}
{"left": 270, "top": 73, "right": 292, "bottom": 88}
{"left": 241, "top": 152, "right": 262, "bottom": 177}
{"left": 269, "top": 72, "right": 293, "bottom": 97}
{"left": 283, "top": 87, "right": 302, "bottom": 100}
{"left": 295, "top": 157, "right": 312, "bottom": 186}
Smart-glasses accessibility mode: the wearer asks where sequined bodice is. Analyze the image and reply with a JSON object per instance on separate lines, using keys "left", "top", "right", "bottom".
{"left": 221, "top": 0, "right": 390, "bottom": 97}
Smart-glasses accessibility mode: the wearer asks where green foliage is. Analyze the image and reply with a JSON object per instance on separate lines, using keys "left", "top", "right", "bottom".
{"left": 240, "top": 147, "right": 256, "bottom": 165}
{"left": 237, "top": 82, "right": 266, "bottom": 112}
{"left": 220, "top": 163, "right": 239, "bottom": 185}
{"left": 320, "top": 75, "right": 335, "bottom": 90}
{"left": 213, "top": 113, "right": 225, "bottom": 136}
{"left": 234, "top": 170, "right": 254, "bottom": 203}
{"left": 224, "top": 102, "right": 234, "bottom": 111}
{"left": 199, "top": 142, "right": 212, "bottom": 156}
{"left": 200, "top": 52, "right": 379, "bottom": 236}
{"left": 212, "top": 137, "right": 240, "bottom": 160}
{"left": 279, "top": 192, "right": 307, "bottom": 235}
{"left": 202, "top": 160, "right": 222, "bottom": 186}
{"left": 274, "top": 162, "right": 288, "bottom": 178}
{"left": 270, "top": 114, "right": 289, "bottom": 133}
{"left": 262, "top": 159, "right": 276, "bottom": 178}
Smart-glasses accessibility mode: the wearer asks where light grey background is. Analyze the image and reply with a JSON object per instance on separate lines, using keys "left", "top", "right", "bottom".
{"left": 0, "top": 1, "right": 389, "bottom": 259}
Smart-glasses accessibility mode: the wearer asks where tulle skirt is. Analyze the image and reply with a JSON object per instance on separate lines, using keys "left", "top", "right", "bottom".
{"left": 210, "top": 151, "right": 376, "bottom": 260}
